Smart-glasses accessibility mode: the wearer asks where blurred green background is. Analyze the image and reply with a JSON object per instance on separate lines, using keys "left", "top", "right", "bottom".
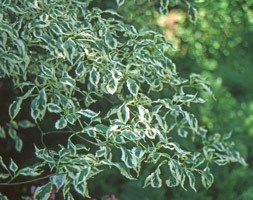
{"left": 1, "top": 0, "right": 253, "bottom": 199}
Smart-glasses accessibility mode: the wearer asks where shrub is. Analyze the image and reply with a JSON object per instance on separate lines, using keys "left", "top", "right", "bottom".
{"left": 0, "top": 0, "right": 245, "bottom": 199}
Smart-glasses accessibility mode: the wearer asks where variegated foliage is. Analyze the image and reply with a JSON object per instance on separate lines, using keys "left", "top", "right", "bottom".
{"left": 0, "top": 0, "right": 245, "bottom": 199}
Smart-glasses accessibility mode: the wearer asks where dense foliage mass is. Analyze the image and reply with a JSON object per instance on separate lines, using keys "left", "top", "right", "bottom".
{"left": 0, "top": 0, "right": 249, "bottom": 199}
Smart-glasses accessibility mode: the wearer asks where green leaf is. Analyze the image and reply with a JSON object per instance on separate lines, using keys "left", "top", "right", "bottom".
{"left": 117, "top": 105, "right": 130, "bottom": 123}
{"left": 106, "top": 77, "right": 118, "bottom": 94}
{"left": 159, "top": 0, "right": 170, "bottom": 15}
{"left": 34, "top": 182, "right": 52, "bottom": 200}
{"left": 0, "top": 192, "right": 8, "bottom": 200}
{"left": 188, "top": 6, "right": 197, "bottom": 22}
{"left": 0, "top": 173, "right": 9, "bottom": 179}
{"left": 114, "top": 163, "right": 136, "bottom": 180}
{"left": 18, "top": 120, "right": 35, "bottom": 128}
{"left": 0, "top": 126, "right": 6, "bottom": 138}
{"left": 127, "top": 79, "right": 139, "bottom": 97}
{"left": 166, "top": 176, "right": 180, "bottom": 187}
{"left": 66, "top": 114, "right": 76, "bottom": 125}
{"left": 96, "top": 146, "right": 107, "bottom": 158}
{"left": 66, "top": 193, "right": 74, "bottom": 200}
{"left": 77, "top": 109, "right": 99, "bottom": 118}
{"left": 121, "top": 130, "right": 140, "bottom": 141}
{"left": 89, "top": 68, "right": 100, "bottom": 87}
{"left": 41, "top": 65, "right": 54, "bottom": 77}
{"left": 48, "top": 103, "right": 62, "bottom": 113}
{"left": 53, "top": 174, "right": 65, "bottom": 192}
{"left": 55, "top": 117, "right": 67, "bottom": 129}
{"left": 15, "top": 138, "right": 23, "bottom": 152}
{"left": 74, "top": 181, "right": 90, "bottom": 198}
{"left": 30, "top": 20, "right": 50, "bottom": 29}
{"left": 138, "top": 105, "right": 151, "bottom": 122}
{"left": 39, "top": 88, "right": 47, "bottom": 107}
{"left": 185, "top": 170, "right": 197, "bottom": 192}
{"left": 75, "top": 63, "right": 86, "bottom": 76}
{"left": 144, "top": 169, "right": 162, "bottom": 188}
{"left": 31, "top": 96, "right": 40, "bottom": 121}
{"left": 116, "top": 0, "right": 125, "bottom": 7}
{"left": 60, "top": 72, "right": 76, "bottom": 87}
{"left": 105, "top": 32, "right": 117, "bottom": 49}
{"left": 22, "top": 86, "right": 36, "bottom": 99}
{"left": 0, "top": 24, "right": 13, "bottom": 36}
{"left": 132, "top": 146, "right": 145, "bottom": 159}
{"left": 63, "top": 38, "right": 76, "bottom": 63}
{"left": 178, "top": 129, "right": 188, "bottom": 138}
{"left": 9, "top": 98, "right": 22, "bottom": 119}
{"left": 0, "top": 156, "right": 8, "bottom": 170}
{"left": 18, "top": 165, "right": 43, "bottom": 177}
{"left": 14, "top": 39, "right": 26, "bottom": 57}
{"left": 77, "top": 166, "right": 91, "bottom": 184}
{"left": 8, "top": 128, "right": 17, "bottom": 139}
{"left": 201, "top": 167, "right": 214, "bottom": 189}
{"left": 50, "top": 23, "right": 63, "bottom": 35}
{"left": 120, "top": 147, "right": 137, "bottom": 169}
{"left": 151, "top": 169, "right": 162, "bottom": 188}
{"left": 9, "top": 159, "right": 18, "bottom": 174}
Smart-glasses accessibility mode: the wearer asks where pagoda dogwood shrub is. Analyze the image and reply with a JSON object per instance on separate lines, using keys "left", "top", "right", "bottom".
{"left": 0, "top": 0, "right": 245, "bottom": 199}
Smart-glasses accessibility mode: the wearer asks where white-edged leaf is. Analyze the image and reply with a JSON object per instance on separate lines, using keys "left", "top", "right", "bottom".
{"left": 39, "top": 88, "right": 47, "bottom": 106}
{"left": 77, "top": 109, "right": 99, "bottom": 118}
{"left": 113, "top": 162, "right": 136, "bottom": 180}
{"left": 166, "top": 176, "right": 180, "bottom": 187}
{"left": 201, "top": 167, "right": 214, "bottom": 189}
{"left": 121, "top": 130, "right": 140, "bottom": 141}
{"left": 9, "top": 98, "right": 22, "bottom": 119}
{"left": 41, "top": 65, "right": 53, "bottom": 77}
{"left": 120, "top": 147, "right": 137, "bottom": 169}
{"left": 151, "top": 169, "right": 162, "bottom": 188}
{"left": 0, "top": 192, "right": 8, "bottom": 200}
{"left": 34, "top": 182, "right": 52, "bottom": 200}
{"left": 18, "top": 120, "right": 35, "bottom": 128}
{"left": 117, "top": 105, "right": 130, "bottom": 123}
{"left": 65, "top": 114, "right": 75, "bottom": 125}
{"left": 185, "top": 170, "right": 197, "bottom": 191}
{"left": 178, "top": 129, "right": 188, "bottom": 138}
{"left": 47, "top": 103, "right": 62, "bottom": 113}
{"left": 31, "top": 96, "right": 40, "bottom": 121}
{"left": 18, "top": 164, "right": 44, "bottom": 177}
{"left": 89, "top": 68, "right": 100, "bottom": 86}
{"left": 75, "top": 63, "right": 86, "bottom": 76}
{"left": 63, "top": 38, "right": 76, "bottom": 63}
{"left": 116, "top": 0, "right": 125, "bottom": 7}
{"left": 15, "top": 138, "right": 23, "bottom": 152}
{"left": 144, "top": 169, "right": 162, "bottom": 188}
{"left": 9, "top": 159, "right": 18, "bottom": 174}
{"left": 106, "top": 77, "right": 118, "bottom": 94}
{"left": 138, "top": 105, "right": 151, "bottom": 122}
{"left": 0, "top": 173, "right": 9, "bottom": 179}
{"left": 0, "top": 126, "right": 6, "bottom": 138}
{"left": 105, "top": 32, "right": 117, "bottom": 49}
{"left": 22, "top": 86, "right": 36, "bottom": 99}
{"left": 60, "top": 72, "right": 76, "bottom": 87}
{"left": 127, "top": 78, "right": 139, "bottom": 96}
{"left": 55, "top": 117, "right": 67, "bottom": 129}
{"left": 52, "top": 174, "right": 65, "bottom": 192}
{"left": 77, "top": 166, "right": 91, "bottom": 185}
{"left": 14, "top": 38, "right": 26, "bottom": 57}
{"left": 74, "top": 181, "right": 90, "bottom": 198}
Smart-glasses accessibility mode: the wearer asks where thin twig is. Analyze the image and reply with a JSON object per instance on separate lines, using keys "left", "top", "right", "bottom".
{"left": 0, "top": 173, "right": 57, "bottom": 186}
{"left": 37, "top": 124, "right": 47, "bottom": 149}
